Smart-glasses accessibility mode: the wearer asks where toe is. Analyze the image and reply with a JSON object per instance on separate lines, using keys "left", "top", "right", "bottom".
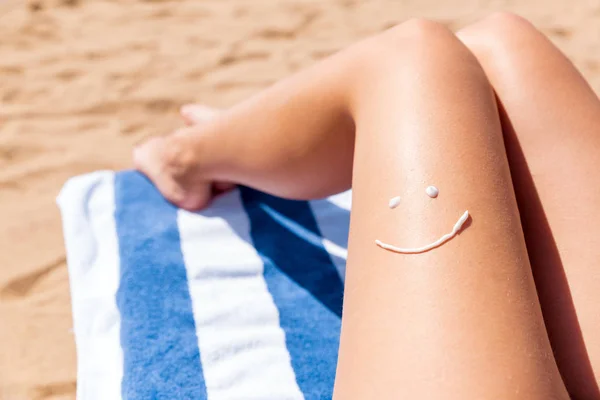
{"left": 133, "top": 135, "right": 213, "bottom": 211}
{"left": 133, "top": 137, "right": 178, "bottom": 201}
{"left": 133, "top": 136, "right": 164, "bottom": 181}
{"left": 180, "top": 104, "right": 218, "bottom": 126}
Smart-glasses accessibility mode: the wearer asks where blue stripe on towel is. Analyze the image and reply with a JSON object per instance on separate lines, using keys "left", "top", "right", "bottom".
{"left": 240, "top": 187, "right": 343, "bottom": 400}
{"left": 114, "top": 171, "right": 207, "bottom": 399}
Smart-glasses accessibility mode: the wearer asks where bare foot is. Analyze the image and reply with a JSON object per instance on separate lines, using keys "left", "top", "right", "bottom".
{"left": 134, "top": 104, "right": 234, "bottom": 210}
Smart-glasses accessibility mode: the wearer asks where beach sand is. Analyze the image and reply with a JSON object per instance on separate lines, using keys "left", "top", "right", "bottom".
{"left": 0, "top": 0, "right": 598, "bottom": 398}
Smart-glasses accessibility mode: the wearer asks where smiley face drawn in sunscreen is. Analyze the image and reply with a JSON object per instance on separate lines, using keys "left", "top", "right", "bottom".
{"left": 376, "top": 186, "right": 469, "bottom": 254}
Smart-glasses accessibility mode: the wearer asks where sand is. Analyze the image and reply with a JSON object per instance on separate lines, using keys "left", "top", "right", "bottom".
{"left": 0, "top": 0, "right": 598, "bottom": 398}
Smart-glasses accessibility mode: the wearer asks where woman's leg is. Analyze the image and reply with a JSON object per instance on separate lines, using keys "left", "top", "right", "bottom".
{"left": 134, "top": 36, "right": 359, "bottom": 209}
{"left": 333, "top": 21, "right": 566, "bottom": 399}
{"left": 136, "top": 19, "right": 568, "bottom": 398}
{"left": 458, "top": 13, "right": 600, "bottom": 399}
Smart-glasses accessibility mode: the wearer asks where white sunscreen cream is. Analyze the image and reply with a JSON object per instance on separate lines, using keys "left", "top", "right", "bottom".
{"left": 388, "top": 196, "right": 402, "bottom": 209}
{"left": 425, "top": 185, "right": 439, "bottom": 198}
{"left": 375, "top": 210, "right": 469, "bottom": 254}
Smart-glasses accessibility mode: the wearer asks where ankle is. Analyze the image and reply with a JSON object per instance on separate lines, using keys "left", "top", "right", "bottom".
{"left": 172, "top": 121, "right": 232, "bottom": 183}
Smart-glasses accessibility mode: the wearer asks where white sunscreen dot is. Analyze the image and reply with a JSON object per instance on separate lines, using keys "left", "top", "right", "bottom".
{"left": 375, "top": 210, "right": 469, "bottom": 254}
{"left": 425, "top": 185, "right": 439, "bottom": 198}
{"left": 388, "top": 196, "right": 402, "bottom": 209}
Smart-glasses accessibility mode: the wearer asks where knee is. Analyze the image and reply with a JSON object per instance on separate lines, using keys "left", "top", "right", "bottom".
{"left": 342, "top": 18, "right": 490, "bottom": 113}
{"left": 380, "top": 18, "right": 467, "bottom": 60}
{"left": 385, "top": 18, "right": 453, "bottom": 43}
{"left": 355, "top": 18, "right": 482, "bottom": 80}
{"left": 458, "top": 12, "right": 542, "bottom": 62}
{"left": 480, "top": 11, "right": 535, "bottom": 31}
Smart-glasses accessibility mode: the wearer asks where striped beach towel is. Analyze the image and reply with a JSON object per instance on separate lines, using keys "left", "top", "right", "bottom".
{"left": 58, "top": 170, "right": 350, "bottom": 400}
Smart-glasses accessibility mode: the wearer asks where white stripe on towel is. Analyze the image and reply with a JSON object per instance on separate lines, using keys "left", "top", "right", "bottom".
{"left": 178, "top": 190, "right": 304, "bottom": 400}
{"left": 57, "top": 171, "right": 123, "bottom": 400}
{"left": 326, "top": 190, "right": 352, "bottom": 211}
